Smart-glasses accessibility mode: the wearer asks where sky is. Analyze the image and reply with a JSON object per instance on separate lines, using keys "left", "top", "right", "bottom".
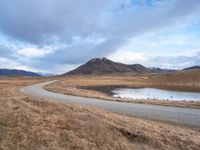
{"left": 0, "top": 0, "right": 200, "bottom": 74}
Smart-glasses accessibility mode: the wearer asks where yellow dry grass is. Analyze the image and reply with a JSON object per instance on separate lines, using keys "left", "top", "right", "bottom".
{"left": 147, "top": 70, "right": 200, "bottom": 91}
{"left": 0, "top": 77, "right": 200, "bottom": 149}
{"left": 47, "top": 72, "right": 200, "bottom": 108}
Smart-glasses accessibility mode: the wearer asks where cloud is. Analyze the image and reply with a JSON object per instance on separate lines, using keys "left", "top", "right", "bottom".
{"left": 108, "top": 51, "right": 147, "bottom": 64}
{"left": 107, "top": 50, "right": 200, "bottom": 70}
{"left": 0, "top": 0, "right": 112, "bottom": 44}
{"left": 149, "top": 54, "right": 200, "bottom": 69}
{"left": 1, "top": 0, "right": 200, "bottom": 43}
{"left": 106, "top": 20, "right": 200, "bottom": 68}
{"left": 17, "top": 47, "right": 54, "bottom": 58}
{"left": 0, "top": 57, "right": 35, "bottom": 71}
{"left": 0, "top": 0, "right": 200, "bottom": 73}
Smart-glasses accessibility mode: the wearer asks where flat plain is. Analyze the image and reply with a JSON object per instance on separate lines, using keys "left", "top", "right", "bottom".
{"left": 0, "top": 76, "right": 200, "bottom": 150}
{"left": 46, "top": 70, "right": 200, "bottom": 108}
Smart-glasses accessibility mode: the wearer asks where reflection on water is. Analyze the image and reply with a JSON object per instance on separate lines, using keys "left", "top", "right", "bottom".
{"left": 112, "top": 88, "right": 200, "bottom": 101}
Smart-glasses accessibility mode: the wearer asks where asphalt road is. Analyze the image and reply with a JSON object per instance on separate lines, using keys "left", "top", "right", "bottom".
{"left": 20, "top": 81, "right": 200, "bottom": 128}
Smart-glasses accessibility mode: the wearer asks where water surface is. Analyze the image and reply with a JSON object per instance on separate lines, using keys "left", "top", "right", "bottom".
{"left": 113, "top": 88, "right": 200, "bottom": 101}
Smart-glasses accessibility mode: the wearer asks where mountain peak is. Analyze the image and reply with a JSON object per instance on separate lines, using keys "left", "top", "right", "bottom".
{"left": 88, "top": 57, "right": 110, "bottom": 63}
{"left": 88, "top": 58, "right": 101, "bottom": 63}
{"left": 64, "top": 58, "right": 149, "bottom": 75}
{"left": 102, "top": 57, "right": 109, "bottom": 61}
{"left": 63, "top": 57, "right": 176, "bottom": 75}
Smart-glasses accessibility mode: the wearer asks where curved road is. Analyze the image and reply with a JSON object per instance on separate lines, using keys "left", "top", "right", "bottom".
{"left": 20, "top": 81, "right": 200, "bottom": 128}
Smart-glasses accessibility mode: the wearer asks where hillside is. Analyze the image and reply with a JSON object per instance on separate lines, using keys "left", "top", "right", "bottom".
{"left": 65, "top": 58, "right": 136, "bottom": 75}
{"left": 128, "top": 64, "right": 150, "bottom": 73}
{"left": 149, "top": 67, "right": 176, "bottom": 73}
{"left": 0, "top": 69, "right": 41, "bottom": 77}
{"left": 64, "top": 58, "right": 175, "bottom": 75}
{"left": 183, "top": 66, "right": 200, "bottom": 71}
{"left": 145, "top": 69, "right": 200, "bottom": 92}
{"left": 64, "top": 57, "right": 169, "bottom": 75}
{"left": 149, "top": 70, "right": 200, "bottom": 83}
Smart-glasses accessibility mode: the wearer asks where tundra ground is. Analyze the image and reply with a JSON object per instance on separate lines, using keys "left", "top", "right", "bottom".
{"left": 46, "top": 71, "right": 200, "bottom": 108}
{"left": 0, "top": 77, "right": 200, "bottom": 150}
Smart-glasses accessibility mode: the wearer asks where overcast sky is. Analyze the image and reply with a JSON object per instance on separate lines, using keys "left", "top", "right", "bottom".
{"left": 0, "top": 0, "right": 200, "bottom": 73}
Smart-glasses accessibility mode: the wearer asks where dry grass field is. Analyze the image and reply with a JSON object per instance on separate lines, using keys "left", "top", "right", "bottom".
{"left": 0, "top": 77, "right": 200, "bottom": 149}
{"left": 46, "top": 71, "right": 200, "bottom": 108}
{"left": 147, "top": 70, "right": 200, "bottom": 92}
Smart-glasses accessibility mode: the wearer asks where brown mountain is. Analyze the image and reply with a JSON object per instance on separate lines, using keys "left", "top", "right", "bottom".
{"left": 128, "top": 64, "right": 150, "bottom": 73}
{"left": 183, "top": 66, "right": 200, "bottom": 71}
{"left": 64, "top": 57, "right": 150, "bottom": 75}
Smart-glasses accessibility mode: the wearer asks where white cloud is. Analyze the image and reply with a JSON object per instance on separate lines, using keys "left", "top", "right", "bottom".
{"left": 72, "top": 34, "right": 106, "bottom": 45}
{"left": 114, "top": 21, "right": 200, "bottom": 58}
{"left": 0, "top": 57, "right": 35, "bottom": 71}
{"left": 108, "top": 51, "right": 147, "bottom": 64}
{"left": 52, "top": 64, "right": 81, "bottom": 74}
{"left": 0, "top": 0, "right": 200, "bottom": 72}
{"left": 16, "top": 47, "right": 53, "bottom": 58}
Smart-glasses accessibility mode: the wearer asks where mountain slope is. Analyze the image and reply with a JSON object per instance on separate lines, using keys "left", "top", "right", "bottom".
{"left": 66, "top": 58, "right": 134, "bottom": 75}
{"left": 64, "top": 58, "right": 154, "bottom": 75}
{"left": 149, "top": 67, "right": 176, "bottom": 73}
{"left": 64, "top": 57, "right": 176, "bottom": 75}
{"left": 128, "top": 64, "right": 150, "bottom": 73}
{"left": 147, "top": 69, "right": 200, "bottom": 88}
{"left": 0, "top": 69, "right": 41, "bottom": 76}
{"left": 183, "top": 66, "right": 200, "bottom": 71}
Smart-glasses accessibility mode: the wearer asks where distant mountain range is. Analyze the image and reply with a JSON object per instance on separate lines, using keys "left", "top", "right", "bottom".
{"left": 183, "top": 66, "right": 200, "bottom": 71}
{"left": 1, "top": 58, "right": 199, "bottom": 76}
{"left": 0, "top": 69, "right": 41, "bottom": 77}
{"left": 149, "top": 67, "right": 176, "bottom": 73}
{"left": 64, "top": 57, "right": 176, "bottom": 75}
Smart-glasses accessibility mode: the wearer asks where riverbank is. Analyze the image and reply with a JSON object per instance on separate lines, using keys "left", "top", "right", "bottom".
{"left": 46, "top": 74, "right": 200, "bottom": 108}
